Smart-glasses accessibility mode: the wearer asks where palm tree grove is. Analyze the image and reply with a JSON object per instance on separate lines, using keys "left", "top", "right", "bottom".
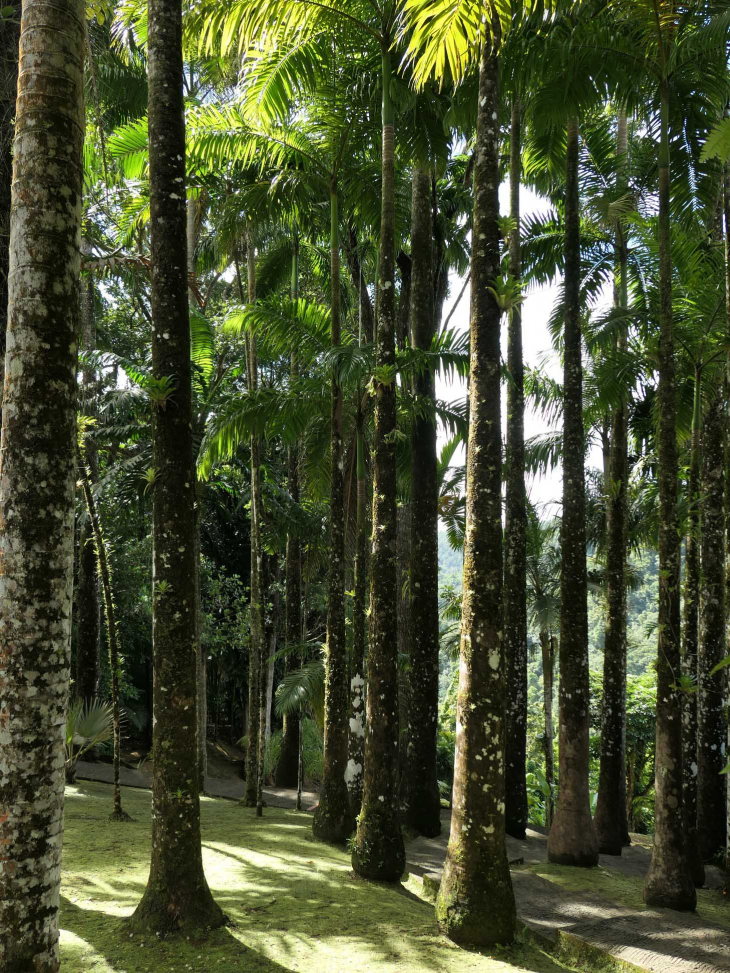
{"left": 5, "top": 0, "right": 730, "bottom": 971}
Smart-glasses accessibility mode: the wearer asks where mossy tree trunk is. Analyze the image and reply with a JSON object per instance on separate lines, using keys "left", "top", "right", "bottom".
{"left": 435, "top": 39, "right": 516, "bottom": 946}
{"left": 276, "top": 237, "right": 301, "bottom": 788}
{"left": 643, "top": 79, "right": 696, "bottom": 912}
{"left": 504, "top": 98, "right": 528, "bottom": 842}
{"left": 679, "top": 371, "right": 705, "bottom": 885}
{"left": 347, "top": 423, "right": 368, "bottom": 816}
{"left": 79, "top": 455, "right": 132, "bottom": 822}
{"left": 402, "top": 165, "right": 441, "bottom": 838}
{"left": 352, "top": 44, "right": 405, "bottom": 881}
{"left": 594, "top": 111, "right": 630, "bottom": 857}
{"left": 129, "top": 0, "right": 223, "bottom": 931}
{"left": 76, "top": 266, "right": 101, "bottom": 701}
{"left": 0, "top": 1, "right": 83, "bottom": 966}
{"left": 547, "top": 118, "right": 599, "bottom": 869}
{"left": 697, "top": 384, "right": 726, "bottom": 862}
{"left": 245, "top": 233, "right": 266, "bottom": 811}
{"left": 0, "top": 3, "right": 18, "bottom": 394}
{"left": 541, "top": 632, "right": 556, "bottom": 829}
{"left": 313, "top": 186, "right": 352, "bottom": 842}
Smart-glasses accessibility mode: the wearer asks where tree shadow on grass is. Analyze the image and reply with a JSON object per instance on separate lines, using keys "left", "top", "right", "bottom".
{"left": 60, "top": 895, "right": 293, "bottom": 973}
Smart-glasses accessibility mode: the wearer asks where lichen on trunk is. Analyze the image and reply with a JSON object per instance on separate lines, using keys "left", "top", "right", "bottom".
{"left": 402, "top": 165, "right": 441, "bottom": 839}
{"left": 643, "top": 80, "right": 696, "bottom": 912}
{"left": 547, "top": 118, "right": 598, "bottom": 869}
{"left": 129, "top": 0, "right": 223, "bottom": 931}
{"left": 351, "top": 45, "right": 405, "bottom": 881}
{"left": 0, "top": 0, "right": 84, "bottom": 967}
{"left": 697, "top": 384, "right": 726, "bottom": 862}
{"left": 434, "top": 38, "right": 516, "bottom": 947}
{"left": 504, "top": 98, "right": 528, "bottom": 842}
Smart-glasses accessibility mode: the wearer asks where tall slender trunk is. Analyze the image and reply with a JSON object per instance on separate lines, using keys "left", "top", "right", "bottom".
{"left": 680, "top": 371, "right": 705, "bottom": 884}
{"left": 352, "top": 44, "right": 405, "bottom": 880}
{"left": 0, "top": 5, "right": 19, "bottom": 395}
{"left": 723, "top": 164, "right": 730, "bottom": 870}
{"left": 130, "top": 0, "right": 223, "bottom": 930}
{"left": 0, "top": 1, "right": 83, "bottom": 965}
{"left": 76, "top": 265, "right": 101, "bottom": 700}
{"left": 347, "top": 423, "right": 368, "bottom": 815}
{"left": 396, "top": 498, "right": 411, "bottom": 790}
{"left": 504, "top": 98, "right": 528, "bottom": 841}
{"left": 313, "top": 185, "right": 352, "bottom": 841}
{"left": 276, "top": 236, "right": 301, "bottom": 787}
{"left": 594, "top": 110, "right": 630, "bottom": 857}
{"left": 541, "top": 632, "right": 556, "bottom": 830}
{"left": 243, "top": 235, "right": 266, "bottom": 813}
{"left": 435, "top": 39, "right": 515, "bottom": 946}
{"left": 643, "top": 78, "right": 696, "bottom": 912}
{"left": 402, "top": 165, "right": 441, "bottom": 837}
{"left": 256, "top": 543, "right": 270, "bottom": 816}
{"left": 697, "top": 385, "right": 726, "bottom": 861}
{"left": 547, "top": 118, "right": 598, "bottom": 868}
{"left": 186, "top": 198, "right": 208, "bottom": 794}
{"left": 79, "top": 455, "right": 132, "bottom": 822}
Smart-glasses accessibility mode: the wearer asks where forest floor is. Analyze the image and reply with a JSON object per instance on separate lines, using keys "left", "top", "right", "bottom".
{"left": 71, "top": 758, "right": 730, "bottom": 973}
{"left": 61, "top": 780, "right": 593, "bottom": 973}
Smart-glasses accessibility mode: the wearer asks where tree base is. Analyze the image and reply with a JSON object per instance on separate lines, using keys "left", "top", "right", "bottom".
{"left": 436, "top": 857, "right": 516, "bottom": 946}
{"left": 643, "top": 866, "right": 697, "bottom": 911}
{"left": 505, "top": 822, "right": 527, "bottom": 841}
{"left": 312, "top": 776, "right": 353, "bottom": 844}
{"left": 547, "top": 804, "right": 599, "bottom": 867}
{"left": 351, "top": 805, "right": 405, "bottom": 882}
{"left": 129, "top": 880, "right": 226, "bottom": 936}
{"left": 110, "top": 808, "right": 134, "bottom": 823}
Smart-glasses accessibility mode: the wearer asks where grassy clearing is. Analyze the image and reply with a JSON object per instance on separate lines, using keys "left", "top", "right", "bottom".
{"left": 61, "top": 781, "right": 583, "bottom": 973}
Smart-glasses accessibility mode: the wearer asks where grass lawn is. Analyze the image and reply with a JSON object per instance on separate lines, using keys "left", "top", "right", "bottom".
{"left": 61, "top": 781, "right": 583, "bottom": 973}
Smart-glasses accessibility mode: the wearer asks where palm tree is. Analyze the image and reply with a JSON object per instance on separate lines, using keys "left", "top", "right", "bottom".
{"left": 402, "top": 165, "right": 441, "bottom": 838}
{"left": 78, "top": 440, "right": 132, "bottom": 822}
{"left": 129, "top": 0, "right": 224, "bottom": 931}
{"left": 593, "top": 108, "right": 630, "bottom": 858}
{"left": 504, "top": 96, "right": 528, "bottom": 842}
{"left": 547, "top": 116, "right": 599, "bottom": 869}
{"left": 0, "top": 3, "right": 18, "bottom": 391}
{"left": 526, "top": 510, "right": 562, "bottom": 829}
{"left": 0, "top": 0, "right": 85, "bottom": 965}
{"left": 697, "top": 379, "right": 726, "bottom": 861}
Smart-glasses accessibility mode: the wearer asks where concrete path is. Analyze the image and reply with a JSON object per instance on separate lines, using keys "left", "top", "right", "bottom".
{"left": 76, "top": 765, "right": 729, "bottom": 973}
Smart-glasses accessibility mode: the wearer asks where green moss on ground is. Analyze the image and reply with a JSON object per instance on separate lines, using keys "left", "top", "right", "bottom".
{"left": 61, "top": 781, "right": 584, "bottom": 973}
{"left": 525, "top": 859, "right": 730, "bottom": 930}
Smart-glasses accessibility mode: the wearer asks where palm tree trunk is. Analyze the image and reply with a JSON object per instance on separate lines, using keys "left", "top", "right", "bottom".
{"left": 594, "top": 110, "right": 630, "bottom": 857}
{"left": 402, "top": 165, "right": 441, "bottom": 837}
{"left": 0, "top": 6, "right": 18, "bottom": 395}
{"left": 352, "top": 44, "right": 405, "bottom": 881}
{"left": 679, "top": 371, "right": 705, "bottom": 885}
{"left": 0, "top": 2, "right": 83, "bottom": 964}
{"left": 76, "top": 265, "right": 101, "bottom": 701}
{"left": 79, "top": 456, "right": 132, "bottom": 822}
{"left": 643, "top": 78, "right": 696, "bottom": 912}
{"left": 313, "top": 185, "right": 352, "bottom": 841}
{"left": 547, "top": 118, "right": 598, "bottom": 868}
{"left": 130, "top": 0, "right": 223, "bottom": 931}
{"left": 347, "top": 424, "right": 368, "bottom": 816}
{"left": 276, "top": 238, "right": 301, "bottom": 788}
{"left": 541, "top": 632, "right": 556, "bottom": 830}
{"left": 504, "top": 97, "right": 528, "bottom": 841}
{"left": 435, "top": 38, "right": 516, "bottom": 946}
{"left": 697, "top": 385, "right": 726, "bottom": 861}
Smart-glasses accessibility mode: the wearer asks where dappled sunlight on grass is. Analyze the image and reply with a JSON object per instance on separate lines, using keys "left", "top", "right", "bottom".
{"left": 60, "top": 780, "right": 585, "bottom": 973}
